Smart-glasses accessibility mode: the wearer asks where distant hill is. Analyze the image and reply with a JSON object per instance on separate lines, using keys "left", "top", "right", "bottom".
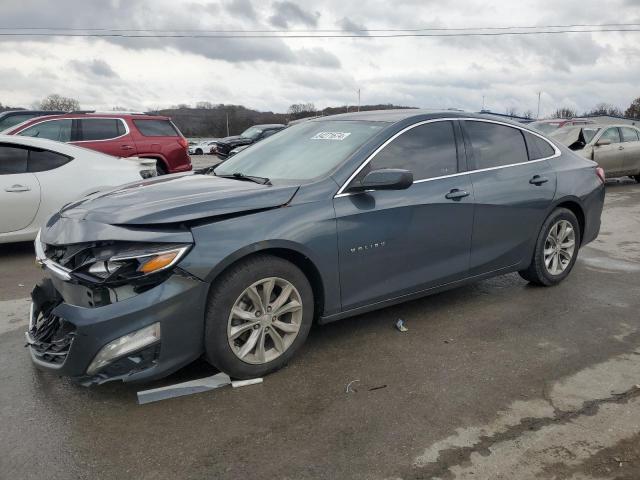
{"left": 156, "top": 104, "right": 414, "bottom": 137}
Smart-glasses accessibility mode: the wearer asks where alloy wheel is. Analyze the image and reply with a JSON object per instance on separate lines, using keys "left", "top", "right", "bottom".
{"left": 544, "top": 220, "right": 576, "bottom": 275}
{"left": 227, "top": 277, "right": 303, "bottom": 364}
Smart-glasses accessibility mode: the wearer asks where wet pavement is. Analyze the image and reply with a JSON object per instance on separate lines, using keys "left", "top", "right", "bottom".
{"left": 1, "top": 180, "right": 639, "bottom": 479}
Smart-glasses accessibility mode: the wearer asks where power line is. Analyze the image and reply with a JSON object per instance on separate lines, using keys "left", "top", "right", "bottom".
{"left": 1, "top": 22, "right": 640, "bottom": 34}
{"left": 0, "top": 28, "right": 639, "bottom": 39}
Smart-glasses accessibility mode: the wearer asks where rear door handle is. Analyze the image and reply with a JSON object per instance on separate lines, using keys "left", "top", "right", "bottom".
{"left": 445, "top": 188, "right": 470, "bottom": 200}
{"left": 618, "top": 146, "right": 625, "bottom": 151}
{"left": 5, "top": 184, "right": 30, "bottom": 192}
{"left": 529, "top": 175, "right": 549, "bottom": 186}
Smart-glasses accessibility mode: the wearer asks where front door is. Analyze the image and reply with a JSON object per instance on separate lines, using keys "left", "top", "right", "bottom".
{"left": 0, "top": 144, "right": 41, "bottom": 233}
{"left": 334, "top": 120, "right": 474, "bottom": 311}
{"left": 619, "top": 126, "right": 640, "bottom": 174}
{"left": 593, "top": 127, "right": 625, "bottom": 175}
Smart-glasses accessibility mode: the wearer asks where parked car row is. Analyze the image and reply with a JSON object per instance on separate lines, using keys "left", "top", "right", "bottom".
{"left": 4, "top": 112, "right": 192, "bottom": 174}
{"left": 210, "top": 124, "right": 286, "bottom": 159}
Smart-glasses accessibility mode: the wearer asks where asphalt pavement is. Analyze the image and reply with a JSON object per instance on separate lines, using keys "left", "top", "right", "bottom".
{"left": 1, "top": 180, "right": 639, "bottom": 480}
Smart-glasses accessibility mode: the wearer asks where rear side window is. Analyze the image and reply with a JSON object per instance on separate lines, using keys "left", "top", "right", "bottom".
{"left": 133, "top": 119, "right": 178, "bottom": 137}
{"left": 18, "top": 119, "right": 72, "bottom": 142}
{"left": 28, "top": 149, "right": 72, "bottom": 172}
{"left": 620, "top": 127, "right": 640, "bottom": 142}
{"left": 523, "top": 131, "right": 556, "bottom": 160}
{"left": 600, "top": 128, "right": 621, "bottom": 144}
{"left": 78, "top": 119, "right": 124, "bottom": 141}
{"left": 0, "top": 144, "right": 28, "bottom": 174}
{"left": 465, "top": 121, "right": 528, "bottom": 169}
{"left": 367, "top": 121, "right": 458, "bottom": 181}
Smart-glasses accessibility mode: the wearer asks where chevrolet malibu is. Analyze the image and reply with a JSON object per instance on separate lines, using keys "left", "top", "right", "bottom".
{"left": 28, "top": 110, "right": 605, "bottom": 385}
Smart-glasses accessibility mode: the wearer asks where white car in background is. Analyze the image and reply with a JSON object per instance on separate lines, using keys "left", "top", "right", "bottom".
{"left": 189, "top": 139, "right": 219, "bottom": 155}
{"left": 0, "top": 135, "right": 157, "bottom": 244}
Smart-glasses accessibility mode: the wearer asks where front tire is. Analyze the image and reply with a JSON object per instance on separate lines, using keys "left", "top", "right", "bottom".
{"left": 519, "top": 208, "right": 581, "bottom": 286}
{"left": 195, "top": 148, "right": 203, "bottom": 155}
{"left": 204, "top": 255, "right": 314, "bottom": 379}
{"left": 633, "top": 174, "right": 640, "bottom": 183}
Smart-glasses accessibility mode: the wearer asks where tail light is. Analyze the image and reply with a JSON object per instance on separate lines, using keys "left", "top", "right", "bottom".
{"left": 595, "top": 167, "right": 605, "bottom": 184}
{"left": 177, "top": 137, "right": 188, "bottom": 149}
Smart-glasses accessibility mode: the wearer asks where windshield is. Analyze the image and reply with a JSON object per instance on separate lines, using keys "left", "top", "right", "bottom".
{"left": 529, "top": 121, "right": 563, "bottom": 134}
{"left": 241, "top": 127, "right": 264, "bottom": 139}
{"left": 551, "top": 126, "right": 601, "bottom": 150}
{"left": 215, "top": 120, "right": 386, "bottom": 182}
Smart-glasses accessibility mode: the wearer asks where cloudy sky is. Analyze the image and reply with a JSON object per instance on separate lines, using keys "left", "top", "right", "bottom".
{"left": 2, "top": 0, "right": 640, "bottom": 116}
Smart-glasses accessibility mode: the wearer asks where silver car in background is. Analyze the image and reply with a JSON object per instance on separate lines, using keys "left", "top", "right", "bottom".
{"left": 551, "top": 124, "right": 640, "bottom": 182}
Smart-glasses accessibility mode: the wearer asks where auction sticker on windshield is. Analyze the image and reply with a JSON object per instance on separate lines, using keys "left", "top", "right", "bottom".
{"left": 311, "top": 132, "right": 352, "bottom": 141}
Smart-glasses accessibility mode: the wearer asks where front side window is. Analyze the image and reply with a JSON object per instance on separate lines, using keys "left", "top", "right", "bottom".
{"left": 0, "top": 144, "right": 29, "bottom": 174}
{"left": 215, "top": 120, "right": 385, "bottom": 183}
{"left": 18, "top": 119, "right": 72, "bottom": 142}
{"left": 465, "top": 121, "right": 528, "bottom": 169}
{"left": 620, "top": 127, "right": 640, "bottom": 142}
{"left": 78, "top": 119, "right": 123, "bottom": 141}
{"left": 133, "top": 119, "right": 179, "bottom": 137}
{"left": 600, "top": 128, "right": 621, "bottom": 144}
{"left": 364, "top": 121, "right": 458, "bottom": 181}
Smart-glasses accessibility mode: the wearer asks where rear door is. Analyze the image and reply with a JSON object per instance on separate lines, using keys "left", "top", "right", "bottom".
{"left": 334, "top": 120, "right": 474, "bottom": 310}
{"left": 0, "top": 143, "right": 40, "bottom": 233}
{"left": 619, "top": 126, "right": 640, "bottom": 174}
{"left": 593, "top": 127, "right": 624, "bottom": 175}
{"left": 461, "top": 120, "right": 558, "bottom": 275}
{"left": 73, "top": 118, "right": 137, "bottom": 157}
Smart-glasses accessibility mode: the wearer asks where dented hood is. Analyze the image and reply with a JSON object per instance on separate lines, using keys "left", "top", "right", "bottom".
{"left": 59, "top": 173, "right": 299, "bottom": 225}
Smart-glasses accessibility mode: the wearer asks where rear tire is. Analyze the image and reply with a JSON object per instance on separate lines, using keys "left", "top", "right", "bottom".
{"left": 196, "top": 148, "right": 203, "bottom": 155}
{"left": 633, "top": 174, "right": 640, "bottom": 183}
{"left": 156, "top": 163, "right": 167, "bottom": 175}
{"left": 204, "top": 255, "right": 314, "bottom": 379}
{"left": 519, "top": 208, "right": 581, "bottom": 286}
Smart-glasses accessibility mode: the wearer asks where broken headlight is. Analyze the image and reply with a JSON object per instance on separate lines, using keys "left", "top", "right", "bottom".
{"left": 74, "top": 244, "right": 191, "bottom": 285}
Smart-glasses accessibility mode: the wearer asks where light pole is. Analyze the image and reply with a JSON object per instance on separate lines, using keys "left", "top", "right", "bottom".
{"left": 536, "top": 91, "right": 542, "bottom": 119}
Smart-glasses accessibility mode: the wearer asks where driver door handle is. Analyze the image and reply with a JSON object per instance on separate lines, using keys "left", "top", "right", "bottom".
{"left": 5, "top": 184, "right": 30, "bottom": 192}
{"left": 445, "top": 188, "right": 470, "bottom": 200}
{"left": 618, "top": 146, "right": 625, "bottom": 151}
{"left": 529, "top": 175, "right": 549, "bottom": 186}
{"left": 121, "top": 145, "right": 135, "bottom": 150}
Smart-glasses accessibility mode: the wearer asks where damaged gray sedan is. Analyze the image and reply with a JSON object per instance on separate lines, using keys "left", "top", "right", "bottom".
{"left": 27, "top": 110, "right": 605, "bottom": 385}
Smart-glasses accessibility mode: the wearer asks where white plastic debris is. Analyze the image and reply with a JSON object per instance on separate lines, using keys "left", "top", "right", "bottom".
{"left": 137, "top": 372, "right": 231, "bottom": 404}
{"left": 345, "top": 379, "right": 360, "bottom": 393}
{"left": 231, "top": 378, "right": 263, "bottom": 388}
{"left": 395, "top": 319, "right": 408, "bottom": 332}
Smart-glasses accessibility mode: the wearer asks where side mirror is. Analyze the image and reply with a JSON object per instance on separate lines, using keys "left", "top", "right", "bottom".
{"left": 595, "top": 138, "right": 611, "bottom": 147}
{"left": 349, "top": 168, "right": 413, "bottom": 192}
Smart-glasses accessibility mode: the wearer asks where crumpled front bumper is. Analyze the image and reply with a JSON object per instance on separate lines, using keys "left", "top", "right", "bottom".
{"left": 26, "top": 268, "right": 209, "bottom": 386}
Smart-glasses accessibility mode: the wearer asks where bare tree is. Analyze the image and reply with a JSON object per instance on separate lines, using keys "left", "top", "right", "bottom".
{"left": 551, "top": 107, "right": 578, "bottom": 119}
{"left": 586, "top": 103, "right": 623, "bottom": 117}
{"left": 287, "top": 103, "right": 317, "bottom": 120}
{"left": 196, "top": 101, "right": 215, "bottom": 109}
{"left": 505, "top": 107, "right": 519, "bottom": 117}
{"left": 625, "top": 97, "right": 640, "bottom": 119}
{"left": 39, "top": 94, "right": 80, "bottom": 111}
{"left": 522, "top": 110, "right": 534, "bottom": 119}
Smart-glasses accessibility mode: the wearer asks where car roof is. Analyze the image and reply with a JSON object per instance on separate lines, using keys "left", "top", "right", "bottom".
{"left": 308, "top": 109, "right": 531, "bottom": 126}
{"left": 0, "top": 133, "right": 115, "bottom": 158}
{"left": 0, "top": 109, "right": 66, "bottom": 118}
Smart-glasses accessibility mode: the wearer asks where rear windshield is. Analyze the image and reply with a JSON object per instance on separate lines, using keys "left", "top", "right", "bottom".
{"left": 133, "top": 119, "right": 179, "bottom": 137}
{"left": 529, "top": 121, "right": 562, "bottom": 134}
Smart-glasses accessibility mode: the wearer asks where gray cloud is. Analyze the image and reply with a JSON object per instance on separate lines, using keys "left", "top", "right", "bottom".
{"left": 338, "top": 17, "right": 369, "bottom": 35}
{"left": 225, "top": 0, "right": 257, "bottom": 20}
{"left": 69, "top": 59, "right": 119, "bottom": 78}
{"left": 269, "top": 1, "right": 319, "bottom": 28}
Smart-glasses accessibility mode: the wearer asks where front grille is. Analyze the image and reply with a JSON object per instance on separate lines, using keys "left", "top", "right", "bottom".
{"left": 28, "top": 307, "right": 75, "bottom": 366}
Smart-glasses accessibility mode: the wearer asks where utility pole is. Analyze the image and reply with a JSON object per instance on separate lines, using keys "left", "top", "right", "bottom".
{"left": 482, "top": 95, "right": 485, "bottom": 111}
{"left": 226, "top": 113, "right": 229, "bottom": 137}
{"left": 536, "top": 91, "right": 542, "bottom": 119}
{"left": 357, "top": 88, "right": 361, "bottom": 112}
